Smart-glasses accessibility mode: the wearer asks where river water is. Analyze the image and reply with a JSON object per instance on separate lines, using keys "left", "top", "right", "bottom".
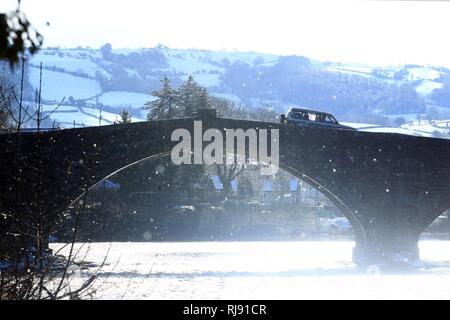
{"left": 52, "top": 240, "right": 450, "bottom": 300}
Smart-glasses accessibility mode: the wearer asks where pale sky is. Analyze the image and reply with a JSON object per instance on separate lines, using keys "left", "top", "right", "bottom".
{"left": 4, "top": 0, "right": 450, "bottom": 66}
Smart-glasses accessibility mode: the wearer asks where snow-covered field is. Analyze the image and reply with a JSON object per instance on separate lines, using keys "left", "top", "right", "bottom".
{"left": 325, "top": 66, "right": 374, "bottom": 78}
{"left": 45, "top": 107, "right": 145, "bottom": 127}
{"left": 407, "top": 67, "right": 443, "bottom": 81}
{"left": 340, "top": 122, "right": 380, "bottom": 129}
{"left": 96, "top": 91, "right": 154, "bottom": 109}
{"left": 53, "top": 241, "right": 450, "bottom": 300}
{"left": 47, "top": 109, "right": 106, "bottom": 127}
{"left": 30, "top": 53, "right": 103, "bottom": 78}
{"left": 361, "top": 126, "right": 429, "bottom": 137}
{"left": 162, "top": 56, "right": 223, "bottom": 75}
{"left": 41, "top": 105, "right": 79, "bottom": 113}
{"left": 415, "top": 80, "right": 443, "bottom": 96}
{"left": 29, "top": 67, "right": 101, "bottom": 101}
{"left": 163, "top": 47, "right": 279, "bottom": 66}
{"left": 343, "top": 121, "right": 450, "bottom": 138}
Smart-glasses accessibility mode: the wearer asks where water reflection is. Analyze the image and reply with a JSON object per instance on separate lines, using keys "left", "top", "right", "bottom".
{"left": 52, "top": 240, "right": 450, "bottom": 300}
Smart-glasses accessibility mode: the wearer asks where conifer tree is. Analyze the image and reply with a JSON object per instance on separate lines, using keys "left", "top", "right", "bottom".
{"left": 115, "top": 109, "right": 132, "bottom": 124}
{"left": 198, "top": 87, "right": 211, "bottom": 110}
{"left": 144, "top": 77, "right": 177, "bottom": 120}
{"left": 177, "top": 75, "right": 204, "bottom": 117}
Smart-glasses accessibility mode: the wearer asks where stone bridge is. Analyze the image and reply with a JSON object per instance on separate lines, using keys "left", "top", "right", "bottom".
{"left": 1, "top": 114, "right": 450, "bottom": 265}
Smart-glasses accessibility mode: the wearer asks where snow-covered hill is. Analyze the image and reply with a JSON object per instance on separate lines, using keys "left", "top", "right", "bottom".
{"left": 23, "top": 46, "right": 450, "bottom": 138}
{"left": 342, "top": 120, "right": 450, "bottom": 138}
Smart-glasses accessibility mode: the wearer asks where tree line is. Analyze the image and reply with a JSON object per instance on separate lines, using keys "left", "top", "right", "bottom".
{"left": 144, "top": 75, "right": 278, "bottom": 122}
{"left": 221, "top": 57, "right": 426, "bottom": 116}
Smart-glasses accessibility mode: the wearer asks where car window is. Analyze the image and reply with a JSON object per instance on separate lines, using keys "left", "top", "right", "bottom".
{"left": 291, "top": 112, "right": 308, "bottom": 120}
{"left": 324, "top": 115, "right": 337, "bottom": 124}
{"left": 291, "top": 112, "right": 301, "bottom": 120}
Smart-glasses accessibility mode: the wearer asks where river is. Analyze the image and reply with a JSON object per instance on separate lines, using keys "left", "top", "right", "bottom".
{"left": 52, "top": 240, "right": 450, "bottom": 300}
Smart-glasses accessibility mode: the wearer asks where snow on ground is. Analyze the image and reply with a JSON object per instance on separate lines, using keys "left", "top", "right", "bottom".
{"left": 59, "top": 49, "right": 102, "bottom": 60}
{"left": 30, "top": 53, "right": 103, "bottom": 78}
{"left": 402, "top": 121, "right": 450, "bottom": 136}
{"left": 432, "top": 120, "right": 450, "bottom": 129}
{"left": 41, "top": 105, "right": 79, "bottom": 113}
{"left": 161, "top": 48, "right": 279, "bottom": 74}
{"left": 346, "top": 114, "right": 450, "bottom": 138}
{"left": 47, "top": 106, "right": 145, "bottom": 128}
{"left": 82, "top": 107, "right": 147, "bottom": 124}
{"left": 333, "top": 65, "right": 375, "bottom": 74}
{"left": 96, "top": 91, "right": 155, "bottom": 109}
{"left": 411, "top": 124, "right": 447, "bottom": 135}
{"left": 340, "top": 122, "right": 381, "bottom": 129}
{"left": 325, "top": 66, "right": 373, "bottom": 77}
{"left": 163, "top": 56, "right": 223, "bottom": 75}
{"left": 129, "top": 117, "right": 146, "bottom": 123}
{"left": 407, "top": 67, "right": 443, "bottom": 81}
{"left": 360, "top": 126, "right": 429, "bottom": 136}
{"left": 165, "top": 48, "right": 278, "bottom": 66}
{"left": 111, "top": 49, "right": 141, "bottom": 55}
{"left": 36, "top": 49, "right": 102, "bottom": 60}
{"left": 53, "top": 241, "right": 450, "bottom": 300}
{"left": 48, "top": 110, "right": 103, "bottom": 127}
{"left": 415, "top": 80, "right": 443, "bottom": 96}
{"left": 29, "top": 67, "right": 102, "bottom": 101}
{"left": 81, "top": 107, "right": 118, "bottom": 124}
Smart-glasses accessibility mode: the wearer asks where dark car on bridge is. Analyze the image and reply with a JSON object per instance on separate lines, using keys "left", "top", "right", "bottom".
{"left": 280, "top": 108, "right": 356, "bottom": 130}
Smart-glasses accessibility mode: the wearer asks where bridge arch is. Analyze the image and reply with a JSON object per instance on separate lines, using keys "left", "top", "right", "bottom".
{"left": 279, "top": 164, "right": 366, "bottom": 245}
{"left": 419, "top": 199, "right": 450, "bottom": 236}
{"left": 63, "top": 150, "right": 366, "bottom": 247}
